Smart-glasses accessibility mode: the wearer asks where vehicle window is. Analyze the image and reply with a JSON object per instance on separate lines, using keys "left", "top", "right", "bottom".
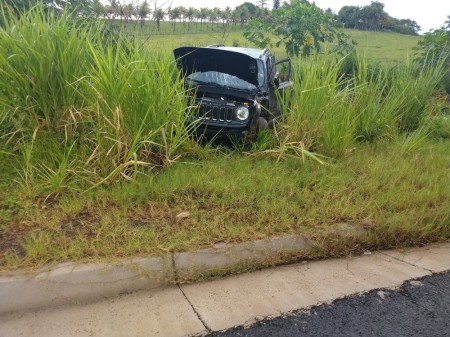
{"left": 257, "top": 60, "right": 265, "bottom": 87}
{"left": 277, "top": 60, "right": 291, "bottom": 83}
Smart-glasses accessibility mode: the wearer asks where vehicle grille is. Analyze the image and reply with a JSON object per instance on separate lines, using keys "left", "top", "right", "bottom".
{"left": 198, "top": 103, "right": 234, "bottom": 123}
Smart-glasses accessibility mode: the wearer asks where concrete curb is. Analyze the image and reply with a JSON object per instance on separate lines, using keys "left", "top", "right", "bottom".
{"left": 0, "top": 255, "right": 174, "bottom": 315}
{"left": 174, "top": 235, "right": 315, "bottom": 281}
{"left": 0, "top": 234, "right": 317, "bottom": 315}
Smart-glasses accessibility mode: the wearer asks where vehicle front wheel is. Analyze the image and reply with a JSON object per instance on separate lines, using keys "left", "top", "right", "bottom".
{"left": 256, "top": 117, "right": 268, "bottom": 132}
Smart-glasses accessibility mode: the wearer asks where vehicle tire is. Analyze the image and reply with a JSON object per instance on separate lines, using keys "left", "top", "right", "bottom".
{"left": 256, "top": 117, "right": 268, "bottom": 132}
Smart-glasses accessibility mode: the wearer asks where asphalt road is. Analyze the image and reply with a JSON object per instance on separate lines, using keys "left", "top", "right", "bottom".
{"left": 207, "top": 271, "right": 450, "bottom": 337}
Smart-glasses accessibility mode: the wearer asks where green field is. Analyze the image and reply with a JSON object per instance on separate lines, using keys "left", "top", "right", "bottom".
{"left": 0, "top": 9, "right": 448, "bottom": 271}
{"left": 118, "top": 20, "right": 420, "bottom": 63}
{"left": 348, "top": 29, "right": 420, "bottom": 64}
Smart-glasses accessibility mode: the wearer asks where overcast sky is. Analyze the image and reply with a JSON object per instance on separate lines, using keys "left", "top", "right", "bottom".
{"left": 150, "top": 0, "right": 450, "bottom": 33}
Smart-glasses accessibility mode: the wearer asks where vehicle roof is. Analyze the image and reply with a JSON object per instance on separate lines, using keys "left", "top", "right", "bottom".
{"left": 207, "top": 45, "right": 269, "bottom": 59}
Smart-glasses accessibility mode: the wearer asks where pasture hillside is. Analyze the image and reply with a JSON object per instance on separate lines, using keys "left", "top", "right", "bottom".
{"left": 120, "top": 21, "right": 419, "bottom": 63}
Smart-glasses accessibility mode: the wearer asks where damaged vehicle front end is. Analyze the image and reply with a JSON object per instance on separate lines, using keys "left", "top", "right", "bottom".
{"left": 174, "top": 46, "right": 292, "bottom": 141}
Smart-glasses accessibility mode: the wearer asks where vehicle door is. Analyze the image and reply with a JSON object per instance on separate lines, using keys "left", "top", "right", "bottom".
{"left": 269, "top": 57, "right": 293, "bottom": 117}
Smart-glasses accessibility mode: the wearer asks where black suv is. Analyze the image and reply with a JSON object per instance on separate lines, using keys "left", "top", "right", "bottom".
{"left": 174, "top": 45, "right": 293, "bottom": 140}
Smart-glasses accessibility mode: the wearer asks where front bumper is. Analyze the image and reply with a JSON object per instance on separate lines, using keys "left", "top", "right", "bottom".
{"left": 194, "top": 121, "right": 250, "bottom": 140}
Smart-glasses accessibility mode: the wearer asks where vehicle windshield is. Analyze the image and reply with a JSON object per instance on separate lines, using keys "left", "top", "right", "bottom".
{"left": 187, "top": 71, "right": 257, "bottom": 91}
{"left": 186, "top": 60, "right": 265, "bottom": 91}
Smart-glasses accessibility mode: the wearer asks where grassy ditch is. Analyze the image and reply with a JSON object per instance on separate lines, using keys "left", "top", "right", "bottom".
{"left": 1, "top": 140, "right": 449, "bottom": 270}
{"left": 0, "top": 6, "right": 201, "bottom": 199}
{"left": 0, "top": 6, "right": 449, "bottom": 271}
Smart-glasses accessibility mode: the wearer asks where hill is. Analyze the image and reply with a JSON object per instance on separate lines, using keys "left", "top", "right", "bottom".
{"left": 132, "top": 22, "right": 420, "bottom": 64}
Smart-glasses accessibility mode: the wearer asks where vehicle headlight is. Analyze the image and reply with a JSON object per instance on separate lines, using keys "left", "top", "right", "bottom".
{"left": 235, "top": 107, "right": 249, "bottom": 121}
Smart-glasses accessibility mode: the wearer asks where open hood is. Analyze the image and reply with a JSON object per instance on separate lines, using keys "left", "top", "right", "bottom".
{"left": 174, "top": 47, "right": 260, "bottom": 87}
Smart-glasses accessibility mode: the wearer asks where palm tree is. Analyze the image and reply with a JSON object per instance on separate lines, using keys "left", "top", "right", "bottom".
{"left": 208, "top": 9, "right": 217, "bottom": 31}
{"left": 222, "top": 7, "right": 232, "bottom": 27}
{"left": 257, "top": 0, "right": 267, "bottom": 8}
{"left": 92, "top": 0, "right": 105, "bottom": 18}
{"left": 171, "top": 7, "right": 181, "bottom": 31}
{"left": 186, "top": 7, "right": 197, "bottom": 31}
{"left": 154, "top": 8, "right": 165, "bottom": 32}
{"left": 239, "top": 7, "right": 249, "bottom": 27}
{"left": 198, "top": 8, "right": 209, "bottom": 30}
{"left": 177, "top": 6, "right": 186, "bottom": 24}
{"left": 122, "top": 3, "right": 135, "bottom": 26}
{"left": 212, "top": 8, "right": 221, "bottom": 29}
{"left": 167, "top": 7, "right": 173, "bottom": 27}
{"left": 106, "top": 0, "right": 119, "bottom": 20}
{"left": 231, "top": 8, "right": 241, "bottom": 27}
{"left": 138, "top": 1, "right": 151, "bottom": 28}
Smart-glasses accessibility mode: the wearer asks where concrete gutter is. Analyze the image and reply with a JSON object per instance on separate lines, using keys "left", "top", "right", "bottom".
{"left": 0, "top": 234, "right": 316, "bottom": 315}
{"left": 1, "top": 242, "right": 448, "bottom": 337}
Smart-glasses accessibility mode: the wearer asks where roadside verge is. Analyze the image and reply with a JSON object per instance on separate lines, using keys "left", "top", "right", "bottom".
{"left": 1, "top": 228, "right": 448, "bottom": 316}
{"left": 0, "top": 234, "right": 315, "bottom": 315}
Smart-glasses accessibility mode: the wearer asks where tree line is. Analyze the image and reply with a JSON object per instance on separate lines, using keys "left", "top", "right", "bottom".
{"left": 336, "top": 1, "right": 421, "bottom": 35}
{"left": 2, "top": 0, "right": 269, "bottom": 32}
{"left": 2, "top": 1, "right": 421, "bottom": 36}
{"left": 85, "top": 1, "right": 269, "bottom": 32}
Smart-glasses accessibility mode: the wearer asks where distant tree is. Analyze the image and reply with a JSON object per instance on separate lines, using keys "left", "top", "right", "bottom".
{"left": 231, "top": 7, "right": 241, "bottom": 26}
{"left": 213, "top": 7, "right": 222, "bottom": 27}
{"left": 273, "top": 0, "right": 280, "bottom": 10}
{"left": 359, "top": 1, "right": 388, "bottom": 30}
{"left": 257, "top": 0, "right": 267, "bottom": 8}
{"left": 239, "top": 6, "right": 249, "bottom": 26}
{"left": 170, "top": 7, "right": 181, "bottom": 31}
{"left": 185, "top": 7, "right": 196, "bottom": 31}
{"left": 256, "top": 6, "right": 270, "bottom": 20}
{"left": 198, "top": 8, "right": 209, "bottom": 29}
{"left": 235, "top": 2, "right": 258, "bottom": 19}
{"left": 105, "top": 0, "right": 119, "bottom": 20}
{"left": 208, "top": 8, "right": 218, "bottom": 30}
{"left": 337, "top": 6, "right": 361, "bottom": 29}
{"left": 153, "top": 8, "right": 164, "bottom": 31}
{"left": 122, "top": 3, "right": 135, "bottom": 25}
{"left": 178, "top": 6, "right": 186, "bottom": 25}
{"left": 91, "top": 0, "right": 105, "bottom": 18}
{"left": 167, "top": 7, "right": 173, "bottom": 26}
{"left": 337, "top": 1, "right": 419, "bottom": 35}
{"left": 2, "top": 0, "right": 99, "bottom": 18}
{"left": 138, "top": 1, "right": 151, "bottom": 27}
{"left": 324, "top": 8, "right": 335, "bottom": 19}
{"left": 222, "top": 7, "right": 232, "bottom": 27}
{"left": 397, "top": 19, "right": 421, "bottom": 35}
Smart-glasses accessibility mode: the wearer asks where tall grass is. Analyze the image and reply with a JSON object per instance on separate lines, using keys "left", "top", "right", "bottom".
{"left": 279, "top": 54, "right": 445, "bottom": 157}
{"left": 0, "top": 5, "right": 446, "bottom": 199}
{"left": 0, "top": 5, "right": 195, "bottom": 198}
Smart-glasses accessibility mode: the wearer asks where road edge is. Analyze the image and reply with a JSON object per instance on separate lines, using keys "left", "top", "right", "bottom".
{"left": 0, "top": 234, "right": 316, "bottom": 315}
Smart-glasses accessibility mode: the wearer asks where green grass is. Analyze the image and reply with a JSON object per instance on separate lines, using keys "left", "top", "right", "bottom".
{"left": 0, "top": 6, "right": 449, "bottom": 271}
{"left": 122, "top": 21, "right": 420, "bottom": 64}
{"left": 345, "top": 29, "right": 420, "bottom": 64}
{"left": 1, "top": 140, "right": 449, "bottom": 270}
{"left": 105, "top": 18, "right": 421, "bottom": 63}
